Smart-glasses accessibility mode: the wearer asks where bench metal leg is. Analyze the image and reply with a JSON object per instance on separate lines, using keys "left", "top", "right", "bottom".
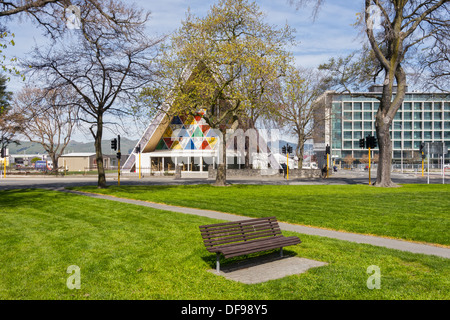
{"left": 216, "top": 253, "right": 220, "bottom": 274}
{"left": 280, "top": 248, "right": 283, "bottom": 257}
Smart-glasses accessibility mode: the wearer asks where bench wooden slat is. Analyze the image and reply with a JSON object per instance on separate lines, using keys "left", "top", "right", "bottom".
{"left": 203, "top": 230, "right": 281, "bottom": 247}
{"left": 200, "top": 221, "right": 279, "bottom": 237}
{"left": 199, "top": 217, "right": 302, "bottom": 273}
{"left": 221, "top": 237, "right": 301, "bottom": 258}
{"left": 199, "top": 216, "right": 277, "bottom": 229}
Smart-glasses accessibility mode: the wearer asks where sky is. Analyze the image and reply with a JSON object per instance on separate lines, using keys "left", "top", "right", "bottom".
{"left": 2, "top": 0, "right": 365, "bottom": 141}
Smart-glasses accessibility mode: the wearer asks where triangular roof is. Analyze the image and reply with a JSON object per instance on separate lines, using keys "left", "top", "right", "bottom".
{"left": 122, "top": 61, "right": 281, "bottom": 171}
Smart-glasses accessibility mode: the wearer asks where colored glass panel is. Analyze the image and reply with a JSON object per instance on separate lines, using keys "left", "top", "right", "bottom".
{"left": 192, "top": 126, "right": 204, "bottom": 137}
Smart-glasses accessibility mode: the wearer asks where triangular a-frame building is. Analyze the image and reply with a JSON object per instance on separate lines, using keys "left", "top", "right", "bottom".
{"left": 122, "top": 61, "right": 281, "bottom": 175}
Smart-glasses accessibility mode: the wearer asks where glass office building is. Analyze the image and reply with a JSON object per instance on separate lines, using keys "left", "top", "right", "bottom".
{"left": 313, "top": 86, "right": 450, "bottom": 165}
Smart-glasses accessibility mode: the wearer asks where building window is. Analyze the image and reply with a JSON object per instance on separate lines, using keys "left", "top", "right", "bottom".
{"left": 404, "top": 112, "right": 412, "bottom": 120}
{"left": 364, "top": 102, "right": 372, "bottom": 110}
{"left": 414, "top": 131, "right": 422, "bottom": 140}
{"left": 424, "top": 122, "right": 432, "bottom": 130}
{"left": 434, "top": 112, "right": 442, "bottom": 120}
{"left": 414, "top": 102, "right": 422, "bottom": 110}
{"left": 354, "top": 112, "right": 362, "bottom": 120}
{"left": 434, "top": 102, "right": 442, "bottom": 110}
{"left": 344, "top": 122, "right": 352, "bottom": 130}
{"left": 344, "top": 131, "right": 352, "bottom": 139}
{"left": 414, "top": 112, "right": 422, "bottom": 120}
{"left": 354, "top": 102, "right": 362, "bottom": 111}
{"left": 424, "top": 102, "right": 432, "bottom": 110}
{"left": 414, "top": 122, "right": 422, "bottom": 130}
{"left": 434, "top": 122, "right": 442, "bottom": 130}
{"left": 344, "top": 102, "right": 352, "bottom": 110}
{"left": 344, "top": 112, "right": 352, "bottom": 120}
{"left": 403, "top": 102, "right": 412, "bottom": 110}
{"left": 444, "top": 102, "right": 450, "bottom": 110}
{"left": 393, "top": 131, "right": 401, "bottom": 139}
{"left": 404, "top": 131, "right": 412, "bottom": 139}
{"left": 354, "top": 122, "right": 362, "bottom": 130}
{"left": 434, "top": 132, "right": 442, "bottom": 139}
{"left": 404, "top": 122, "right": 412, "bottom": 130}
{"left": 424, "top": 131, "right": 432, "bottom": 140}
{"left": 404, "top": 141, "right": 412, "bottom": 149}
{"left": 364, "top": 122, "right": 372, "bottom": 130}
{"left": 394, "top": 141, "right": 401, "bottom": 149}
{"left": 364, "top": 112, "right": 372, "bottom": 120}
{"left": 424, "top": 112, "right": 432, "bottom": 120}
{"left": 343, "top": 141, "right": 352, "bottom": 149}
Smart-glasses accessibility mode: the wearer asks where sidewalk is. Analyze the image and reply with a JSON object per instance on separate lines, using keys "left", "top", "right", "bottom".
{"left": 60, "top": 188, "right": 450, "bottom": 259}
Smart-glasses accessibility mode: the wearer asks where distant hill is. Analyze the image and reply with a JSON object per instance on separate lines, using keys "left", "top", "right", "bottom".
{"left": 8, "top": 137, "right": 139, "bottom": 155}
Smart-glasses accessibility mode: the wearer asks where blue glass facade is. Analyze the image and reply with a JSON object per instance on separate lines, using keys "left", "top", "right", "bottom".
{"left": 329, "top": 93, "right": 450, "bottom": 161}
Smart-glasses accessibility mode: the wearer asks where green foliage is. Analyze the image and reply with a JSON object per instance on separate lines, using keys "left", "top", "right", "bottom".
{"left": 0, "top": 189, "right": 448, "bottom": 300}
{"left": 141, "top": 0, "right": 295, "bottom": 129}
{"left": 0, "top": 31, "right": 25, "bottom": 82}
{"left": 72, "top": 184, "right": 450, "bottom": 246}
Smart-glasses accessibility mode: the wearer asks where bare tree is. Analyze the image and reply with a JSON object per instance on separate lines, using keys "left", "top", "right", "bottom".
{"left": 0, "top": 0, "right": 139, "bottom": 38}
{"left": 13, "top": 87, "right": 78, "bottom": 173}
{"left": 292, "top": 0, "right": 449, "bottom": 187}
{"left": 0, "top": 74, "right": 20, "bottom": 151}
{"left": 25, "top": 1, "right": 163, "bottom": 188}
{"left": 270, "top": 66, "right": 329, "bottom": 167}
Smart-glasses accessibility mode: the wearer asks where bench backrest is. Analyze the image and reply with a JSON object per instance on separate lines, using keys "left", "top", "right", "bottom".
{"left": 199, "top": 217, "right": 282, "bottom": 249}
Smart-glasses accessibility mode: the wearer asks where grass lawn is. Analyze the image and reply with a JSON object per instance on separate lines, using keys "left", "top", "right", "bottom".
{"left": 0, "top": 188, "right": 449, "bottom": 300}
{"left": 70, "top": 184, "right": 450, "bottom": 246}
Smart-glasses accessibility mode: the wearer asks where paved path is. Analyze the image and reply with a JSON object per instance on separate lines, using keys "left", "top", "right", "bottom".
{"left": 59, "top": 188, "right": 450, "bottom": 259}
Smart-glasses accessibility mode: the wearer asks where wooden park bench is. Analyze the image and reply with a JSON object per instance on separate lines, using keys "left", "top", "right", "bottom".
{"left": 199, "top": 217, "right": 301, "bottom": 273}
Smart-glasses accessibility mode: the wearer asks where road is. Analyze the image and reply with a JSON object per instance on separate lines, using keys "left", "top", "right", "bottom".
{"left": 0, "top": 169, "right": 448, "bottom": 190}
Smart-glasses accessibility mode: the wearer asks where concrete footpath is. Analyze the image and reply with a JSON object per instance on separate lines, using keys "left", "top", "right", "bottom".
{"left": 60, "top": 188, "right": 450, "bottom": 259}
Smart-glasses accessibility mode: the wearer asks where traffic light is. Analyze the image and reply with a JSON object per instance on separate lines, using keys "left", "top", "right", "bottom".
{"left": 1, "top": 147, "right": 5, "bottom": 158}
{"left": 282, "top": 146, "right": 286, "bottom": 154}
{"left": 325, "top": 145, "right": 330, "bottom": 154}
{"left": 135, "top": 145, "right": 141, "bottom": 153}
{"left": 365, "top": 135, "right": 377, "bottom": 149}
{"left": 419, "top": 142, "right": 425, "bottom": 153}
{"left": 111, "top": 138, "right": 117, "bottom": 151}
{"left": 372, "top": 136, "right": 377, "bottom": 148}
{"left": 287, "top": 145, "right": 293, "bottom": 154}
{"left": 116, "top": 151, "right": 121, "bottom": 159}
{"left": 359, "top": 138, "right": 365, "bottom": 149}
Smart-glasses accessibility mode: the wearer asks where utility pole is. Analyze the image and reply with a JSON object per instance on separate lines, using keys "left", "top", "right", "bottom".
{"left": 360, "top": 135, "right": 377, "bottom": 185}
{"left": 117, "top": 135, "right": 121, "bottom": 186}
{"left": 1, "top": 147, "right": 6, "bottom": 178}
{"left": 281, "top": 144, "right": 292, "bottom": 180}
{"left": 135, "top": 144, "right": 142, "bottom": 179}
{"left": 326, "top": 144, "right": 330, "bottom": 179}
{"left": 427, "top": 143, "right": 430, "bottom": 185}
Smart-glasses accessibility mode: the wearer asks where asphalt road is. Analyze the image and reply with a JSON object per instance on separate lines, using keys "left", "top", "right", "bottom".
{"left": 0, "top": 170, "right": 448, "bottom": 190}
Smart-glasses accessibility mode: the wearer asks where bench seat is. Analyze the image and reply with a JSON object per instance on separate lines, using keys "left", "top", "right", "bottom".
{"left": 199, "top": 217, "right": 301, "bottom": 272}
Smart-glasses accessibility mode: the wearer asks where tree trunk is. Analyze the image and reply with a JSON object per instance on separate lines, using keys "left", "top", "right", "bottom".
{"left": 296, "top": 137, "right": 305, "bottom": 168}
{"left": 95, "top": 112, "right": 107, "bottom": 188}
{"left": 214, "top": 128, "right": 227, "bottom": 186}
{"left": 51, "top": 154, "right": 58, "bottom": 175}
{"left": 375, "top": 114, "right": 395, "bottom": 187}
